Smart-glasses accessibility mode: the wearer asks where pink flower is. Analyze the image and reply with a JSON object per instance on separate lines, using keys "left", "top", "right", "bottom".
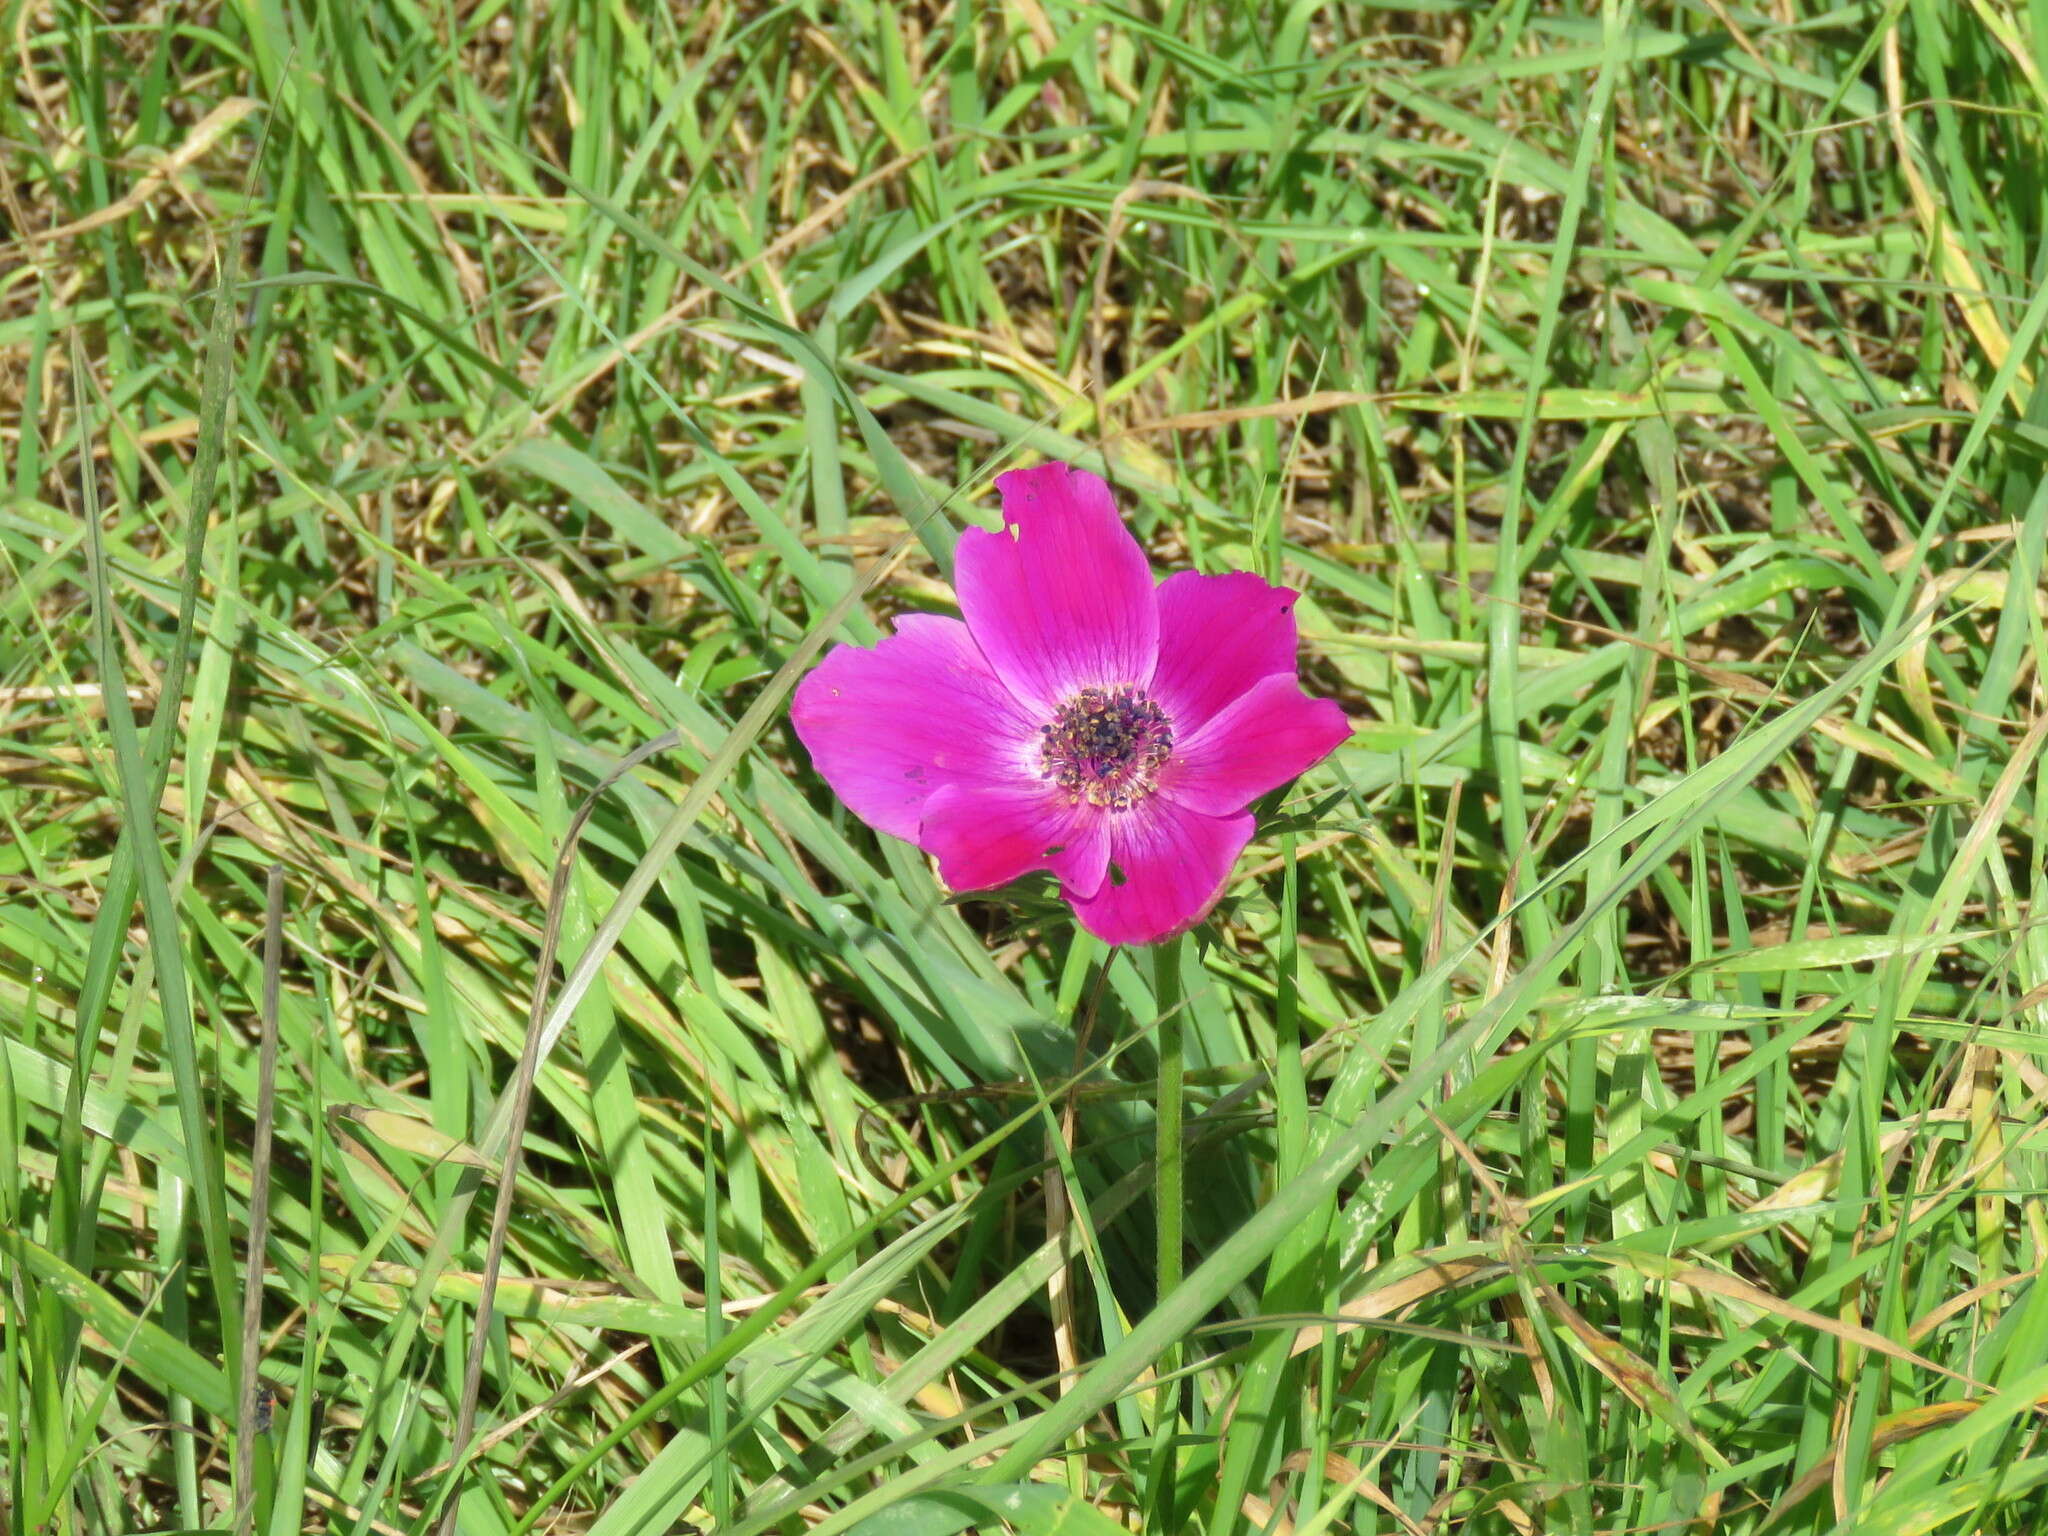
{"left": 791, "top": 463, "right": 1351, "bottom": 945}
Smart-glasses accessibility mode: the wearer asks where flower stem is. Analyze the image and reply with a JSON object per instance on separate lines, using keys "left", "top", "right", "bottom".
{"left": 1149, "top": 934, "right": 1186, "bottom": 1529}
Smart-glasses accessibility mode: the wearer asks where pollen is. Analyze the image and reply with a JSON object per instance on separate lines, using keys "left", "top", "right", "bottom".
{"left": 1038, "top": 685, "right": 1173, "bottom": 810}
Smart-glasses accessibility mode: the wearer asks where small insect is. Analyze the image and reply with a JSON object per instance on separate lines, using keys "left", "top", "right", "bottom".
{"left": 254, "top": 1382, "right": 277, "bottom": 1433}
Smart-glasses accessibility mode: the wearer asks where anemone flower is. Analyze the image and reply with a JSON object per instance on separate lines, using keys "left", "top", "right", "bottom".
{"left": 791, "top": 463, "right": 1350, "bottom": 945}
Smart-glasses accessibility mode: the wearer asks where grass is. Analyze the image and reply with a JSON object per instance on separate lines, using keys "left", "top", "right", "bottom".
{"left": 5, "top": 0, "right": 2048, "bottom": 1531}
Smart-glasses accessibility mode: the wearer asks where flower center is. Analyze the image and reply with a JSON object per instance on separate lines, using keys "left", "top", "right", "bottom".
{"left": 1038, "top": 685, "right": 1173, "bottom": 809}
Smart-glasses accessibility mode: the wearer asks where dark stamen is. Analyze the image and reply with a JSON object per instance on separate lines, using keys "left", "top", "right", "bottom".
{"left": 1038, "top": 685, "right": 1173, "bottom": 810}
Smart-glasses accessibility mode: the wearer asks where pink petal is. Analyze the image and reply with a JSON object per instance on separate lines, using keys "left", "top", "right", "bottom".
{"left": 790, "top": 614, "right": 1036, "bottom": 844}
{"left": 954, "top": 463, "right": 1158, "bottom": 713}
{"left": 1148, "top": 570, "right": 1306, "bottom": 729}
{"left": 1066, "top": 799, "right": 1254, "bottom": 945}
{"left": 920, "top": 782, "right": 1111, "bottom": 900}
{"left": 1162, "top": 674, "right": 1351, "bottom": 816}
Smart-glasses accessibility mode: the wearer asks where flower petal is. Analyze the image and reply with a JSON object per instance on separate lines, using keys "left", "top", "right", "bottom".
{"left": 1162, "top": 674, "right": 1351, "bottom": 816}
{"left": 920, "top": 782, "right": 1111, "bottom": 899}
{"left": 1146, "top": 573, "right": 1302, "bottom": 733}
{"left": 954, "top": 463, "right": 1158, "bottom": 712}
{"left": 1148, "top": 570, "right": 1307, "bottom": 729}
{"left": 1065, "top": 799, "right": 1254, "bottom": 945}
{"left": 790, "top": 614, "right": 1036, "bottom": 843}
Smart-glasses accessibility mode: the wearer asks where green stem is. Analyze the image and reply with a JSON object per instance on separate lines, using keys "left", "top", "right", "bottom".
{"left": 1154, "top": 940, "right": 1186, "bottom": 1304}
{"left": 1149, "top": 934, "right": 1187, "bottom": 1530}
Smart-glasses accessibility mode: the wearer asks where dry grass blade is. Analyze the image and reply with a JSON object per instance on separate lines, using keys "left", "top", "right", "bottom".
{"left": 1760, "top": 1395, "right": 2044, "bottom": 1529}
{"left": 3, "top": 97, "right": 263, "bottom": 255}
{"left": 1289, "top": 1256, "right": 1504, "bottom": 1358}
{"left": 1612, "top": 1253, "right": 1982, "bottom": 1392}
